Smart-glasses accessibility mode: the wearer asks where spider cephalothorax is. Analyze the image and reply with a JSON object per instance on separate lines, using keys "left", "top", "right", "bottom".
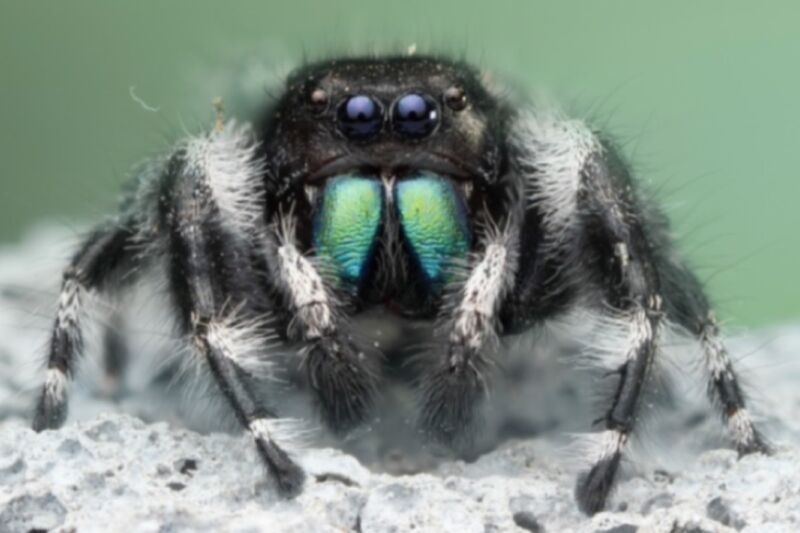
{"left": 260, "top": 57, "right": 515, "bottom": 313}
{"left": 32, "top": 54, "right": 770, "bottom": 515}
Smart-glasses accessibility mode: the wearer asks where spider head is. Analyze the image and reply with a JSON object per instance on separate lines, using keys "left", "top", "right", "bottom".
{"left": 259, "top": 56, "right": 515, "bottom": 314}
{"left": 264, "top": 56, "right": 511, "bottom": 186}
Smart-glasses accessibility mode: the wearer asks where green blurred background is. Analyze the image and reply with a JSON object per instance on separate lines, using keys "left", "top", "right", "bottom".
{"left": 1, "top": 1, "right": 798, "bottom": 327}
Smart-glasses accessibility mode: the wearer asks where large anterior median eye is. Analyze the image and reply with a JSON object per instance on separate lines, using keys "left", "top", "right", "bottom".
{"left": 395, "top": 174, "right": 470, "bottom": 284}
{"left": 337, "top": 95, "right": 384, "bottom": 140}
{"left": 391, "top": 93, "right": 439, "bottom": 139}
{"left": 312, "top": 176, "right": 383, "bottom": 284}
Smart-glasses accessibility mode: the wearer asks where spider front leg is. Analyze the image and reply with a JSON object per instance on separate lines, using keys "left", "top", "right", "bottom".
{"left": 159, "top": 130, "right": 305, "bottom": 496}
{"left": 571, "top": 151, "right": 665, "bottom": 515}
{"left": 264, "top": 219, "right": 379, "bottom": 434}
{"left": 513, "top": 110, "right": 771, "bottom": 514}
{"left": 573, "top": 150, "right": 771, "bottom": 513}
{"left": 419, "top": 224, "right": 518, "bottom": 447}
{"left": 513, "top": 110, "right": 668, "bottom": 514}
{"left": 33, "top": 221, "right": 135, "bottom": 431}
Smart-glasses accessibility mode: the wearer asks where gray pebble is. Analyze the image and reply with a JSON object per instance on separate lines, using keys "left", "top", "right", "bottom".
{"left": 595, "top": 526, "right": 638, "bottom": 533}
{"left": 0, "top": 454, "right": 25, "bottom": 482}
{"left": 512, "top": 511, "right": 543, "bottom": 532}
{"left": 706, "top": 496, "right": 746, "bottom": 530}
{"left": 0, "top": 493, "right": 67, "bottom": 533}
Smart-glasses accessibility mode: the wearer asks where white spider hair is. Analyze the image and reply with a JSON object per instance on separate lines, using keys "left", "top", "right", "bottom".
{"left": 512, "top": 107, "right": 601, "bottom": 244}
{"left": 182, "top": 121, "right": 266, "bottom": 236}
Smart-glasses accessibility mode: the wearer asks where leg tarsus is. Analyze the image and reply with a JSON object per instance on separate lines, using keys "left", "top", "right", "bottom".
{"left": 573, "top": 429, "right": 628, "bottom": 515}
{"left": 256, "top": 436, "right": 306, "bottom": 497}
{"left": 32, "top": 368, "right": 69, "bottom": 431}
{"left": 575, "top": 452, "right": 621, "bottom": 515}
{"left": 419, "top": 345, "right": 487, "bottom": 448}
{"left": 305, "top": 335, "right": 378, "bottom": 434}
{"left": 738, "top": 436, "right": 772, "bottom": 456}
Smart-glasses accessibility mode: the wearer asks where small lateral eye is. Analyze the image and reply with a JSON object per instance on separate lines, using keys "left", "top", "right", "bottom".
{"left": 391, "top": 93, "right": 439, "bottom": 139}
{"left": 444, "top": 86, "right": 467, "bottom": 111}
{"left": 337, "top": 95, "right": 384, "bottom": 140}
{"left": 308, "top": 88, "right": 329, "bottom": 114}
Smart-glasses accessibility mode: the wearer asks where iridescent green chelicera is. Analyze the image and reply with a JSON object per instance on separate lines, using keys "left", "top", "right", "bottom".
{"left": 395, "top": 174, "right": 470, "bottom": 283}
{"left": 312, "top": 176, "right": 383, "bottom": 284}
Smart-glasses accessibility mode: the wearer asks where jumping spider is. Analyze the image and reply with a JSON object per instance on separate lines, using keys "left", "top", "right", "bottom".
{"left": 32, "top": 55, "right": 770, "bottom": 514}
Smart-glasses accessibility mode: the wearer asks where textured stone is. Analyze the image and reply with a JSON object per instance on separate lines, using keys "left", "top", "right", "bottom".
{"left": 1, "top": 226, "right": 799, "bottom": 533}
{"left": 705, "top": 497, "right": 746, "bottom": 531}
{"left": 0, "top": 493, "right": 67, "bottom": 533}
{"left": 0, "top": 414, "right": 797, "bottom": 532}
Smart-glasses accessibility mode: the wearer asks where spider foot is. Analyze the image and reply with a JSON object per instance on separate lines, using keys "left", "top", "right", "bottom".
{"left": 574, "top": 451, "right": 621, "bottom": 516}
{"left": 419, "top": 347, "right": 486, "bottom": 450}
{"left": 305, "top": 336, "right": 378, "bottom": 435}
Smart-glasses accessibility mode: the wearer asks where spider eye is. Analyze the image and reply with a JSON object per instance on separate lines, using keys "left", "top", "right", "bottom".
{"left": 308, "top": 88, "right": 329, "bottom": 114}
{"left": 337, "top": 95, "right": 384, "bottom": 140}
{"left": 391, "top": 93, "right": 439, "bottom": 139}
{"left": 444, "top": 86, "right": 467, "bottom": 111}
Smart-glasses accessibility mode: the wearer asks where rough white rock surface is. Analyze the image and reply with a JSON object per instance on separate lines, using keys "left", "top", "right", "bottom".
{"left": 1, "top": 227, "right": 799, "bottom": 533}
{"left": 3, "top": 414, "right": 799, "bottom": 533}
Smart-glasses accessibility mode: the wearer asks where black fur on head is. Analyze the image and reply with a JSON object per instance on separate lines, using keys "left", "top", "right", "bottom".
{"left": 256, "top": 56, "right": 518, "bottom": 313}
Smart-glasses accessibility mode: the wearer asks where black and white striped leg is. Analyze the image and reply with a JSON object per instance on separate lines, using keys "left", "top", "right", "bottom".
{"left": 419, "top": 229, "right": 517, "bottom": 447}
{"left": 266, "top": 224, "right": 378, "bottom": 434}
{"left": 162, "top": 151, "right": 305, "bottom": 496}
{"left": 33, "top": 223, "right": 133, "bottom": 431}
{"left": 698, "top": 314, "right": 771, "bottom": 455}
{"left": 574, "top": 153, "right": 663, "bottom": 515}
{"left": 192, "top": 315, "right": 304, "bottom": 496}
{"left": 575, "top": 297, "right": 661, "bottom": 515}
